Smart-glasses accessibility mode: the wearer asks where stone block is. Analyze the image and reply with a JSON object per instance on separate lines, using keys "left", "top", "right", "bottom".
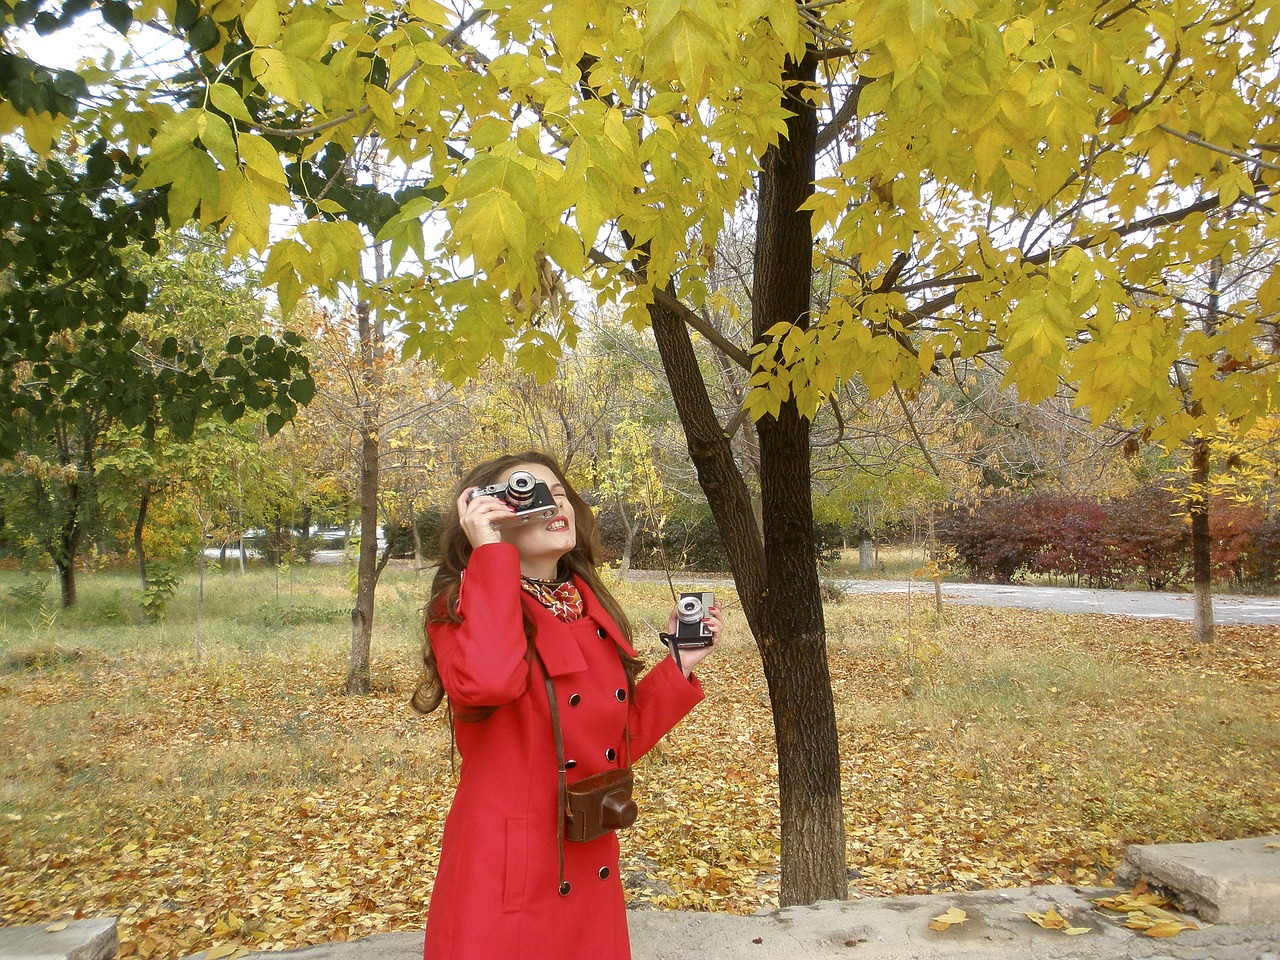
{"left": 1117, "top": 834, "right": 1280, "bottom": 923}
{"left": 0, "top": 918, "right": 118, "bottom": 960}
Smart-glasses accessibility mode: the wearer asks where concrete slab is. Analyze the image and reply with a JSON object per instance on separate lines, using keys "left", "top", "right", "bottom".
{"left": 0, "top": 918, "right": 118, "bottom": 960}
{"left": 181, "top": 884, "right": 1280, "bottom": 960}
{"left": 1117, "top": 834, "right": 1280, "bottom": 924}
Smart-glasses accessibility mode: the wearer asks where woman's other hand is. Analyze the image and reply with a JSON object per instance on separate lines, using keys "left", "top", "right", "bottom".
{"left": 458, "top": 487, "right": 515, "bottom": 549}
{"left": 664, "top": 603, "right": 723, "bottom": 678}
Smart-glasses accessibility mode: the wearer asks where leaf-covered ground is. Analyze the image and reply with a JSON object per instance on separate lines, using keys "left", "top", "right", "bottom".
{"left": 2, "top": 585, "right": 1277, "bottom": 960}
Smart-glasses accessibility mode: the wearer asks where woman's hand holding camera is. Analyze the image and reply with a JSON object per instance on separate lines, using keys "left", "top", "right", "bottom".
{"left": 665, "top": 602, "right": 722, "bottom": 678}
{"left": 457, "top": 486, "right": 515, "bottom": 549}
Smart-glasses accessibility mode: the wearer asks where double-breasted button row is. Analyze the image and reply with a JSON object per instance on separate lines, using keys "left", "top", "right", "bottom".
{"left": 560, "top": 868, "right": 613, "bottom": 896}
{"left": 570, "top": 690, "right": 626, "bottom": 706}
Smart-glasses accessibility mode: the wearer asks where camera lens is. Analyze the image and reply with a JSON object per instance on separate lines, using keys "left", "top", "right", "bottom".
{"left": 505, "top": 471, "right": 536, "bottom": 507}
{"left": 676, "top": 595, "right": 704, "bottom": 624}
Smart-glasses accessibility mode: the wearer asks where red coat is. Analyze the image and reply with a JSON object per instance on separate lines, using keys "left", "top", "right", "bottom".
{"left": 424, "top": 543, "right": 704, "bottom": 960}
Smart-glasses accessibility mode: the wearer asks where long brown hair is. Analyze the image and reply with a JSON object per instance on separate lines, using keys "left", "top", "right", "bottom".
{"left": 411, "top": 451, "right": 640, "bottom": 715}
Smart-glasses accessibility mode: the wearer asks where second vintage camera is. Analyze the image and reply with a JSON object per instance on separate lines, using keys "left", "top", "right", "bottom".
{"left": 674, "top": 591, "right": 715, "bottom": 646}
{"left": 468, "top": 470, "right": 557, "bottom": 525}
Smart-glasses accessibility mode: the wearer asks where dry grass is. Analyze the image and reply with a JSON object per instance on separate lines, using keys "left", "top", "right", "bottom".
{"left": 0, "top": 568, "right": 1276, "bottom": 959}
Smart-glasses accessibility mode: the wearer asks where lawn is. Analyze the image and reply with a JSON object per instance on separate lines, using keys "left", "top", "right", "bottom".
{"left": 1, "top": 565, "right": 1276, "bottom": 959}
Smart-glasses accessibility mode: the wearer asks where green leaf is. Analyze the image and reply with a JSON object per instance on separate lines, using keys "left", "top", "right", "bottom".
{"left": 208, "top": 83, "right": 252, "bottom": 123}
{"left": 242, "top": 0, "right": 281, "bottom": 46}
{"left": 188, "top": 15, "right": 220, "bottom": 52}
{"left": 100, "top": 0, "right": 132, "bottom": 34}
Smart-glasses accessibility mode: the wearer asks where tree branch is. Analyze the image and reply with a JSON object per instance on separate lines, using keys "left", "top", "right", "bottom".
{"left": 1157, "top": 124, "right": 1280, "bottom": 173}
{"left": 587, "top": 249, "right": 753, "bottom": 369}
{"left": 815, "top": 77, "right": 867, "bottom": 152}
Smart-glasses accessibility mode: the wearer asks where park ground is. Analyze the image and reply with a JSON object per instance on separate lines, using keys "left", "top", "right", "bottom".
{"left": 0, "top": 565, "right": 1277, "bottom": 960}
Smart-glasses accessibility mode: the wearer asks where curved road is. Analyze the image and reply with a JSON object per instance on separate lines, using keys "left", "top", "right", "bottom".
{"left": 833, "top": 578, "right": 1280, "bottom": 626}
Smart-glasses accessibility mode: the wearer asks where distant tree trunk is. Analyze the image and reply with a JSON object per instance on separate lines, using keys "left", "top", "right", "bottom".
{"left": 50, "top": 475, "right": 84, "bottom": 608}
{"left": 1189, "top": 256, "right": 1221, "bottom": 645}
{"left": 858, "top": 531, "right": 874, "bottom": 573}
{"left": 649, "top": 48, "right": 846, "bottom": 907}
{"left": 135, "top": 490, "right": 149, "bottom": 624}
{"left": 1190, "top": 436, "right": 1214, "bottom": 644}
{"left": 348, "top": 297, "right": 384, "bottom": 695}
{"left": 410, "top": 501, "right": 425, "bottom": 572}
{"left": 614, "top": 497, "right": 640, "bottom": 580}
{"left": 54, "top": 555, "right": 77, "bottom": 607}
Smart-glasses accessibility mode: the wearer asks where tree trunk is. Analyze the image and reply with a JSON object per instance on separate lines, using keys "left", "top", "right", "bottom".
{"left": 1190, "top": 435, "right": 1214, "bottom": 644}
{"left": 348, "top": 298, "right": 383, "bottom": 694}
{"left": 410, "top": 501, "right": 425, "bottom": 572}
{"left": 51, "top": 480, "right": 82, "bottom": 608}
{"left": 1189, "top": 256, "right": 1220, "bottom": 645}
{"left": 55, "top": 557, "right": 76, "bottom": 607}
{"left": 648, "top": 47, "right": 846, "bottom": 906}
{"left": 858, "top": 532, "right": 874, "bottom": 573}
{"left": 749, "top": 47, "right": 845, "bottom": 904}
{"left": 614, "top": 497, "right": 638, "bottom": 580}
{"left": 135, "top": 490, "right": 150, "bottom": 624}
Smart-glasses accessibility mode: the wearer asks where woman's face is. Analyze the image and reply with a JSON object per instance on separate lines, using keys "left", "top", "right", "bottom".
{"left": 497, "top": 461, "right": 577, "bottom": 578}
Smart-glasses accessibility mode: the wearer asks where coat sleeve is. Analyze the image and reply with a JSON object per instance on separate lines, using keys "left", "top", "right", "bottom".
{"left": 627, "top": 654, "right": 704, "bottom": 759}
{"left": 429, "top": 542, "right": 532, "bottom": 708}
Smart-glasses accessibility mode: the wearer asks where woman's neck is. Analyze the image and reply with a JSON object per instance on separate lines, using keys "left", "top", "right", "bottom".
{"left": 519, "top": 557, "right": 561, "bottom": 581}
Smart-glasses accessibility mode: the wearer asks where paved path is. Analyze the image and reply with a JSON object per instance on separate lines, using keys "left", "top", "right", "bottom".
{"left": 833, "top": 579, "right": 1280, "bottom": 625}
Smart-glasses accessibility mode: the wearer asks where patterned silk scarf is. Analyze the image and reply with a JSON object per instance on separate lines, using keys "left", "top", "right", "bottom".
{"left": 520, "top": 576, "right": 584, "bottom": 623}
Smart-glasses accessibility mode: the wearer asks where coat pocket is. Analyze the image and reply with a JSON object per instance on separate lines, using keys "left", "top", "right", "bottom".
{"left": 500, "top": 815, "right": 528, "bottom": 914}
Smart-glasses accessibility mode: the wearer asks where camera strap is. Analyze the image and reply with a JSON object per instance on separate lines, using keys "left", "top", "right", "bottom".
{"left": 658, "top": 631, "right": 684, "bottom": 674}
{"left": 533, "top": 645, "right": 631, "bottom": 897}
{"left": 535, "top": 650, "right": 571, "bottom": 896}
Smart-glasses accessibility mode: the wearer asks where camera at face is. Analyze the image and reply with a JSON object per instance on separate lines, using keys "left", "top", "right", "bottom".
{"left": 468, "top": 470, "right": 557, "bottom": 525}
{"left": 674, "top": 592, "right": 715, "bottom": 646}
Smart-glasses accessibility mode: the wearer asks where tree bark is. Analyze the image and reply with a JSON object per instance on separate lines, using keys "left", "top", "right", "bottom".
{"left": 1189, "top": 256, "right": 1221, "bottom": 645}
{"left": 858, "top": 532, "right": 874, "bottom": 573}
{"left": 614, "top": 496, "right": 639, "bottom": 580}
{"left": 1190, "top": 436, "right": 1214, "bottom": 644}
{"left": 348, "top": 298, "right": 383, "bottom": 694}
{"left": 135, "top": 490, "right": 150, "bottom": 624}
{"left": 750, "top": 47, "right": 846, "bottom": 905}
{"left": 51, "top": 479, "right": 82, "bottom": 608}
{"left": 649, "top": 48, "right": 846, "bottom": 906}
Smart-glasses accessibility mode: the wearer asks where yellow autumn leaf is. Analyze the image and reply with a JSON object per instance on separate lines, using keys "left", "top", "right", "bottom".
{"left": 1140, "top": 919, "right": 1194, "bottom": 938}
{"left": 45, "top": 922, "right": 68, "bottom": 932}
{"left": 1026, "top": 906, "right": 1067, "bottom": 930}
{"left": 929, "top": 906, "right": 967, "bottom": 930}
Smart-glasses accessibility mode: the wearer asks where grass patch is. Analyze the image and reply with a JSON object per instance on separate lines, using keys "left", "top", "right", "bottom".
{"left": 0, "top": 566, "right": 1276, "bottom": 959}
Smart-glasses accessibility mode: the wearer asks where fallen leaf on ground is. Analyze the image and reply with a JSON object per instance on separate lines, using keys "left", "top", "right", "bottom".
{"left": 928, "top": 906, "right": 967, "bottom": 931}
{"left": 1026, "top": 906, "right": 1090, "bottom": 935}
{"left": 1125, "top": 915, "right": 1198, "bottom": 938}
{"left": 45, "top": 922, "right": 67, "bottom": 932}
{"left": 1093, "top": 886, "right": 1198, "bottom": 938}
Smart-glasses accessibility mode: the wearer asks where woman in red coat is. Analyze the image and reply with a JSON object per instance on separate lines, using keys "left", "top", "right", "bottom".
{"left": 412, "top": 451, "right": 721, "bottom": 960}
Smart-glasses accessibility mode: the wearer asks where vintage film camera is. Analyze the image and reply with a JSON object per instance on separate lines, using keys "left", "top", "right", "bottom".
{"left": 674, "top": 591, "right": 715, "bottom": 647}
{"left": 468, "top": 470, "right": 557, "bottom": 525}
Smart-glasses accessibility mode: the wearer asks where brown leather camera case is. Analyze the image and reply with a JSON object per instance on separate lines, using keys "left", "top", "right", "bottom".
{"left": 564, "top": 768, "right": 637, "bottom": 843}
